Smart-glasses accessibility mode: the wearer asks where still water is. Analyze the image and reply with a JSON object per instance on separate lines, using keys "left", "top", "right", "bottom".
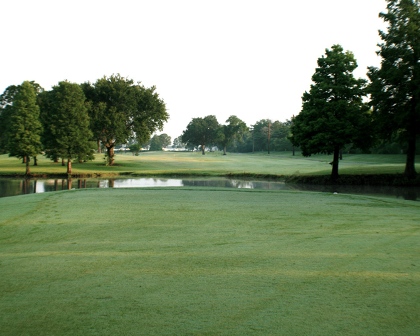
{"left": 0, "top": 177, "right": 419, "bottom": 201}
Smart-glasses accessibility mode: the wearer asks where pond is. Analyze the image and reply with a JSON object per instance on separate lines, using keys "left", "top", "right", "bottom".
{"left": 0, "top": 177, "right": 419, "bottom": 201}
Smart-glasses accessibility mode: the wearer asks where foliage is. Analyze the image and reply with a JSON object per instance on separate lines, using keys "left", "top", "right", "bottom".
{"left": 129, "top": 143, "right": 141, "bottom": 155}
{"left": 218, "top": 115, "right": 248, "bottom": 155}
{"left": 181, "top": 115, "right": 221, "bottom": 154}
{"left": 149, "top": 133, "right": 171, "bottom": 151}
{"left": 0, "top": 82, "right": 43, "bottom": 155}
{"left": 172, "top": 135, "right": 186, "bottom": 149}
{"left": 367, "top": 0, "right": 420, "bottom": 178}
{"left": 290, "top": 44, "right": 372, "bottom": 179}
{"left": 39, "top": 81, "right": 93, "bottom": 174}
{"left": 82, "top": 74, "right": 168, "bottom": 165}
{"left": 6, "top": 81, "right": 43, "bottom": 175}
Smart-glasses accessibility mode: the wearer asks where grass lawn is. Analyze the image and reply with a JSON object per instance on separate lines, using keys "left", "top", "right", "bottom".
{"left": 0, "top": 188, "right": 419, "bottom": 335}
{"left": 0, "top": 151, "right": 417, "bottom": 177}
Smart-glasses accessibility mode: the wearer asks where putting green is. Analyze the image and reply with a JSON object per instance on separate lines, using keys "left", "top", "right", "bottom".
{"left": 0, "top": 188, "right": 419, "bottom": 335}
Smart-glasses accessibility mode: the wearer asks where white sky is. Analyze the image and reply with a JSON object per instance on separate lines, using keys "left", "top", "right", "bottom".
{"left": 1, "top": 0, "right": 387, "bottom": 141}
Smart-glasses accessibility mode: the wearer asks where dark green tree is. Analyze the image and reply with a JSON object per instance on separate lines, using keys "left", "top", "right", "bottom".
{"left": 182, "top": 115, "right": 221, "bottom": 155}
{"left": 41, "top": 81, "right": 93, "bottom": 174}
{"left": 82, "top": 74, "right": 168, "bottom": 165}
{"left": 290, "top": 45, "right": 372, "bottom": 180}
{"left": 7, "top": 81, "right": 43, "bottom": 175}
{"left": 0, "top": 85, "right": 18, "bottom": 154}
{"left": 219, "top": 115, "right": 248, "bottom": 155}
{"left": 1, "top": 82, "right": 43, "bottom": 156}
{"left": 367, "top": 0, "right": 420, "bottom": 178}
{"left": 251, "top": 119, "right": 272, "bottom": 152}
{"left": 271, "top": 120, "right": 294, "bottom": 152}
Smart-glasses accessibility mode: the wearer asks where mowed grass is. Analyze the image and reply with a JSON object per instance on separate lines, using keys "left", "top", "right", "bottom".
{"left": 0, "top": 151, "right": 417, "bottom": 177}
{"left": 0, "top": 188, "right": 419, "bottom": 335}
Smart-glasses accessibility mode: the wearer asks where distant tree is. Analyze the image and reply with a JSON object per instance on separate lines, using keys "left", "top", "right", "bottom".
{"left": 219, "top": 115, "right": 248, "bottom": 155}
{"left": 367, "top": 0, "right": 420, "bottom": 178}
{"left": 7, "top": 81, "right": 43, "bottom": 175}
{"left": 149, "top": 133, "right": 171, "bottom": 151}
{"left": 129, "top": 143, "right": 141, "bottom": 155}
{"left": 41, "top": 81, "right": 93, "bottom": 174}
{"left": 251, "top": 119, "right": 272, "bottom": 152}
{"left": 182, "top": 115, "right": 221, "bottom": 155}
{"left": 290, "top": 45, "right": 372, "bottom": 180}
{"left": 270, "top": 120, "right": 294, "bottom": 152}
{"left": 82, "top": 74, "right": 168, "bottom": 165}
{"left": 173, "top": 135, "right": 186, "bottom": 149}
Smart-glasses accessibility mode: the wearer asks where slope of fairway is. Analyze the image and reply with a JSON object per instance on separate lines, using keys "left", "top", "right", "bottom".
{"left": 0, "top": 188, "right": 419, "bottom": 335}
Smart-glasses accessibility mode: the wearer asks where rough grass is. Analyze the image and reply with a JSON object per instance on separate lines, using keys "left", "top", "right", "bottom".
{"left": 0, "top": 152, "right": 417, "bottom": 178}
{"left": 0, "top": 188, "right": 419, "bottom": 335}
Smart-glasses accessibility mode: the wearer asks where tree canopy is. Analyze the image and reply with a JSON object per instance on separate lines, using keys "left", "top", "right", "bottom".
{"left": 182, "top": 115, "right": 221, "bottom": 155}
{"left": 82, "top": 74, "right": 168, "bottom": 165}
{"left": 290, "top": 45, "right": 372, "bottom": 179}
{"left": 219, "top": 115, "right": 247, "bottom": 155}
{"left": 368, "top": 0, "right": 420, "bottom": 178}
{"left": 149, "top": 133, "right": 171, "bottom": 151}
{"left": 6, "top": 81, "right": 43, "bottom": 175}
{"left": 40, "top": 81, "right": 93, "bottom": 174}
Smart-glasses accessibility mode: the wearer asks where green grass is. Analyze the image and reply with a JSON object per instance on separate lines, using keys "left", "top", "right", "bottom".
{"left": 1, "top": 188, "right": 419, "bottom": 335}
{"left": 0, "top": 151, "right": 417, "bottom": 177}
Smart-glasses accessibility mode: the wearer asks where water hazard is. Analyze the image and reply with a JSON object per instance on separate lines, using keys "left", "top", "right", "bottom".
{"left": 0, "top": 177, "right": 419, "bottom": 201}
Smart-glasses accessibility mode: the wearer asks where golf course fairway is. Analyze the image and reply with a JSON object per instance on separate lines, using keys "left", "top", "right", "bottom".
{"left": 0, "top": 188, "right": 419, "bottom": 335}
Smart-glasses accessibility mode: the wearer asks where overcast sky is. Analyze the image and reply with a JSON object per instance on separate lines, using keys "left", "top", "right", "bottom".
{"left": 1, "top": 0, "right": 388, "bottom": 141}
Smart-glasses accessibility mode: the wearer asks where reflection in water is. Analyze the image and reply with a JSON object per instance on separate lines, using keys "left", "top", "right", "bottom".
{"left": 0, "top": 177, "right": 418, "bottom": 201}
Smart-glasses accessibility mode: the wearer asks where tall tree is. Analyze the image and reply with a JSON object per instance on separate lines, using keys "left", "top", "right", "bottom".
{"left": 182, "top": 115, "right": 221, "bottom": 155}
{"left": 41, "top": 81, "right": 93, "bottom": 174}
{"left": 368, "top": 0, "right": 420, "bottom": 178}
{"left": 7, "top": 81, "right": 43, "bottom": 175}
{"left": 290, "top": 45, "right": 372, "bottom": 180}
{"left": 82, "top": 74, "right": 168, "bottom": 165}
{"left": 1, "top": 82, "right": 43, "bottom": 155}
{"left": 219, "top": 115, "right": 248, "bottom": 155}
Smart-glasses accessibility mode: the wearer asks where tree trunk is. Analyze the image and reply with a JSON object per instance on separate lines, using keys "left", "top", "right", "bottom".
{"left": 331, "top": 146, "right": 340, "bottom": 181}
{"left": 61, "top": 158, "right": 65, "bottom": 166}
{"left": 67, "top": 159, "right": 72, "bottom": 174}
{"left": 25, "top": 155, "right": 30, "bottom": 175}
{"left": 106, "top": 145, "right": 115, "bottom": 165}
{"left": 223, "top": 145, "right": 227, "bottom": 155}
{"left": 33, "top": 156, "right": 38, "bottom": 166}
{"left": 201, "top": 144, "right": 205, "bottom": 155}
{"left": 404, "top": 133, "right": 417, "bottom": 179}
{"left": 97, "top": 139, "right": 101, "bottom": 153}
{"left": 404, "top": 102, "right": 417, "bottom": 179}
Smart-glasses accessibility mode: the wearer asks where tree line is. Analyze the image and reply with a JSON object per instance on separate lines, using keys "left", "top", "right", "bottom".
{"left": 178, "top": 116, "right": 294, "bottom": 155}
{"left": 0, "top": 74, "right": 168, "bottom": 174}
